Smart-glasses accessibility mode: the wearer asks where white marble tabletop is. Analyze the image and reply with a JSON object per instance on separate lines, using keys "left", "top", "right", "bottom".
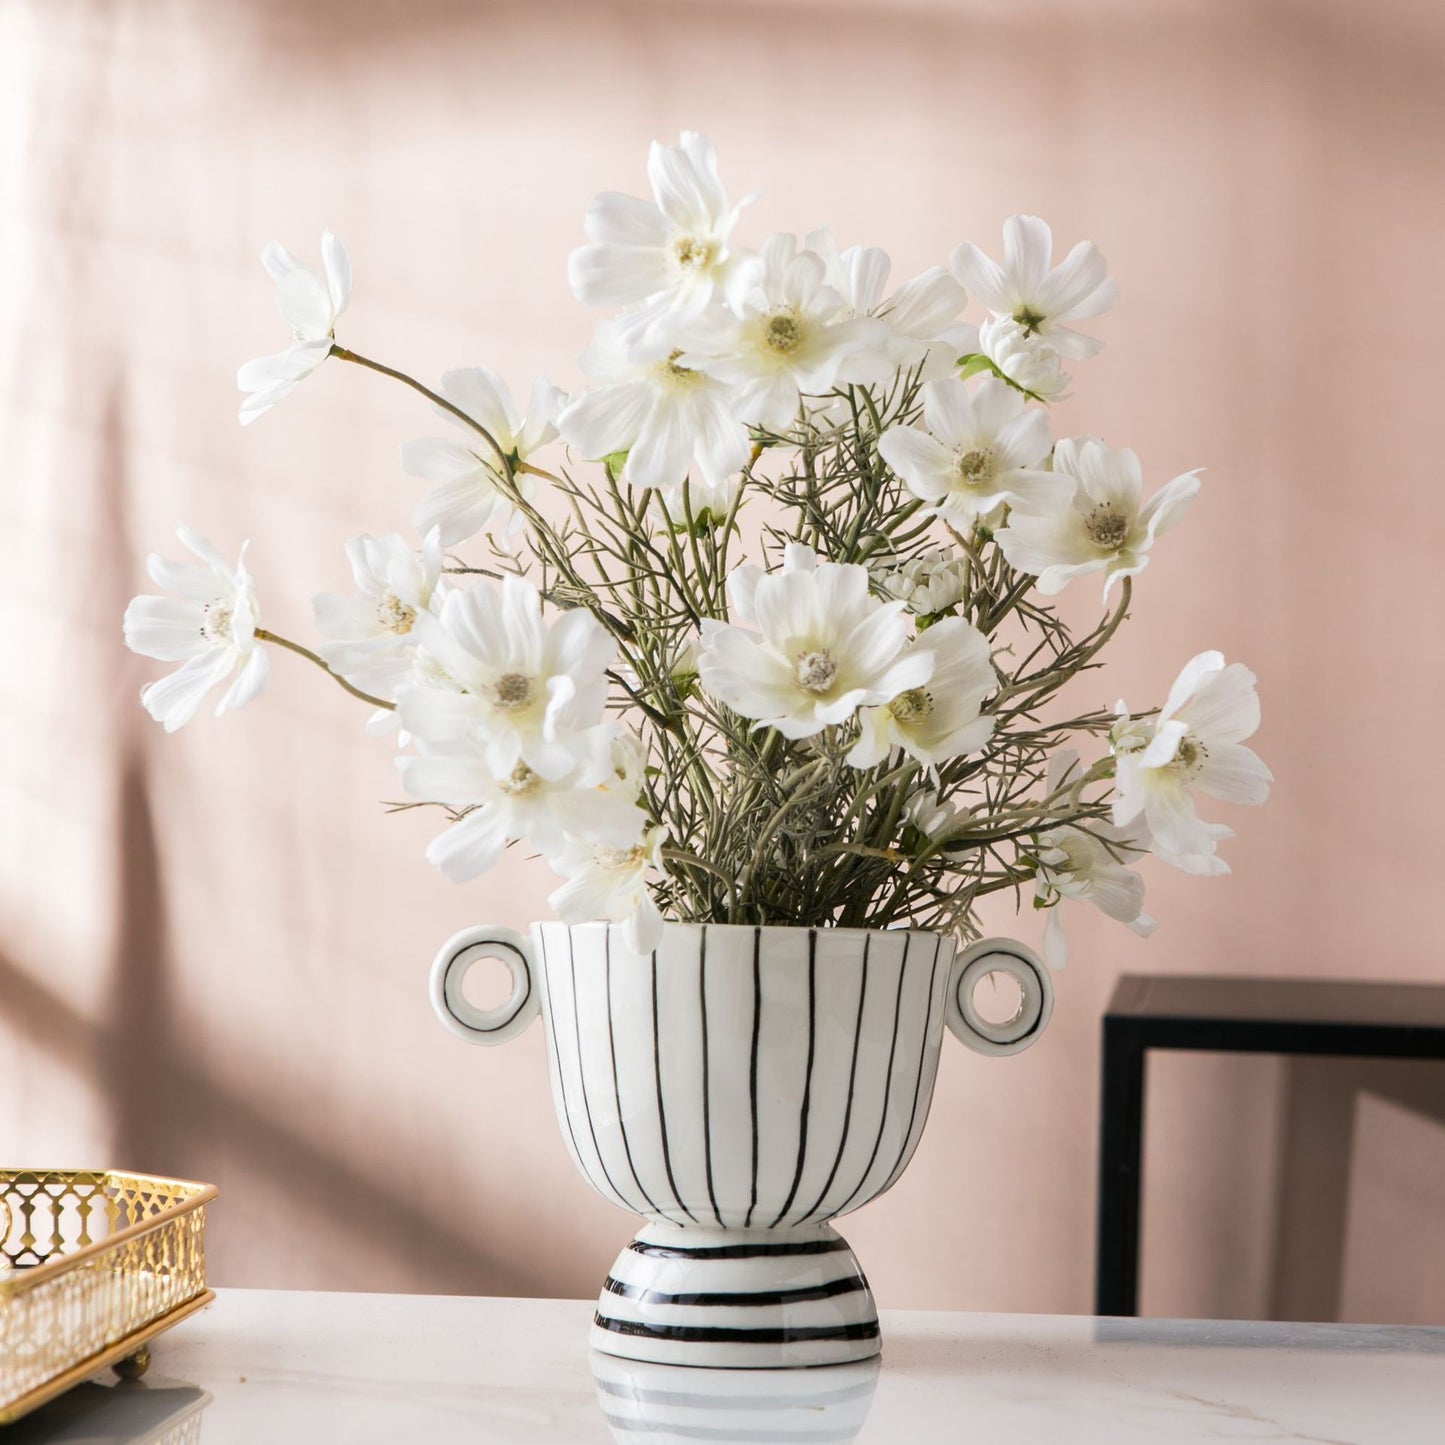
{"left": 9, "top": 1289, "right": 1443, "bottom": 1443}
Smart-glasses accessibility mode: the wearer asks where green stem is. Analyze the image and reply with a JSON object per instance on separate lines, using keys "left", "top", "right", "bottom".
{"left": 731, "top": 756, "right": 832, "bottom": 923}
{"left": 660, "top": 848, "right": 736, "bottom": 891}
{"left": 256, "top": 628, "right": 395, "bottom": 711}
{"left": 331, "top": 345, "right": 512, "bottom": 472}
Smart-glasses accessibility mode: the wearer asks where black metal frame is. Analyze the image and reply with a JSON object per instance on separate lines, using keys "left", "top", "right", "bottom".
{"left": 1095, "top": 974, "right": 1445, "bottom": 1317}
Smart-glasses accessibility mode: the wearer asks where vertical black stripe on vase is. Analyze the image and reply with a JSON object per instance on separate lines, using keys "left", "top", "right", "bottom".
{"left": 606, "top": 927, "right": 662, "bottom": 1217}
{"left": 542, "top": 933, "right": 593, "bottom": 1183}
{"left": 698, "top": 925, "right": 723, "bottom": 1226}
{"left": 768, "top": 928, "right": 818, "bottom": 1229}
{"left": 879, "top": 935, "right": 945, "bottom": 1196}
{"left": 794, "top": 933, "right": 870, "bottom": 1226}
{"left": 569, "top": 927, "right": 637, "bottom": 1212}
{"left": 832, "top": 933, "right": 911, "bottom": 1218}
{"left": 652, "top": 948, "right": 698, "bottom": 1224}
{"left": 744, "top": 925, "right": 762, "bottom": 1229}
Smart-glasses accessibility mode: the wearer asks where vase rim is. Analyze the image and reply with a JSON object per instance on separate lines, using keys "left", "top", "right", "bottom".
{"left": 534, "top": 920, "right": 952, "bottom": 942}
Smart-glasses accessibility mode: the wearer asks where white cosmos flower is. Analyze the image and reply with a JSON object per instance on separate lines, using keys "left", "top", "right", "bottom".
{"left": 548, "top": 826, "right": 666, "bottom": 954}
{"left": 974, "top": 315, "right": 1071, "bottom": 401}
{"left": 237, "top": 230, "right": 351, "bottom": 425}
{"left": 400, "top": 726, "right": 645, "bottom": 883}
{"left": 395, "top": 576, "right": 615, "bottom": 782}
{"left": 902, "top": 788, "right": 960, "bottom": 840}
{"left": 698, "top": 544, "right": 930, "bottom": 740}
{"left": 951, "top": 214, "right": 1116, "bottom": 360}
{"left": 873, "top": 549, "right": 968, "bottom": 619}
{"left": 804, "top": 227, "right": 968, "bottom": 375}
{"left": 400, "top": 368, "right": 563, "bottom": 548}
{"left": 1034, "top": 752, "right": 1154, "bottom": 970}
{"left": 568, "top": 131, "right": 748, "bottom": 344}
{"left": 123, "top": 528, "right": 268, "bottom": 732}
{"left": 556, "top": 321, "right": 751, "bottom": 495}
{"left": 647, "top": 469, "right": 742, "bottom": 528}
{"left": 996, "top": 437, "right": 1200, "bottom": 601}
{"left": 878, "top": 376, "right": 1069, "bottom": 525}
{"left": 683, "top": 234, "right": 888, "bottom": 429}
{"left": 312, "top": 530, "right": 446, "bottom": 706}
{"left": 847, "top": 617, "right": 995, "bottom": 769}
{"left": 1113, "top": 652, "right": 1272, "bottom": 876}
{"left": 1037, "top": 827, "right": 1156, "bottom": 969}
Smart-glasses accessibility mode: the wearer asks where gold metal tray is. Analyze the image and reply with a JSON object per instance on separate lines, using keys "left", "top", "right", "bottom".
{"left": 0, "top": 1169, "right": 216, "bottom": 1425}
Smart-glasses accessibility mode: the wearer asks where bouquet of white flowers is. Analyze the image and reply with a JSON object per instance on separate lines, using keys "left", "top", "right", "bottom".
{"left": 123, "top": 132, "right": 1270, "bottom": 970}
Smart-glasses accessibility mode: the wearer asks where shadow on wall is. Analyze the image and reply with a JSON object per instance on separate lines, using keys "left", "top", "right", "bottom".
{"left": 1270, "top": 1058, "right": 1445, "bottom": 1324}
{"left": 0, "top": 755, "right": 539, "bottom": 1297}
{"left": 32, "top": 344, "right": 545, "bottom": 1297}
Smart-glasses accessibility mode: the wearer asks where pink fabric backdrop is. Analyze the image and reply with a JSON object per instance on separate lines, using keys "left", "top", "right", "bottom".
{"left": 3, "top": 0, "right": 1443, "bottom": 1320}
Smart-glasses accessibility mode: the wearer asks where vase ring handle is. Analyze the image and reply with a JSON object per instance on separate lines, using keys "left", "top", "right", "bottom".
{"left": 429, "top": 925, "right": 540, "bottom": 1046}
{"left": 946, "top": 937, "right": 1054, "bottom": 1057}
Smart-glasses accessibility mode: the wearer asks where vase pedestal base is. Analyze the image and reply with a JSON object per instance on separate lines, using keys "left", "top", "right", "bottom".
{"left": 589, "top": 1221, "right": 881, "bottom": 1369}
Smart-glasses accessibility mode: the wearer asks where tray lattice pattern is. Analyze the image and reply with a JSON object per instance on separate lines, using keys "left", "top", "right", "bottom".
{"left": 0, "top": 1170, "right": 211, "bottom": 1412}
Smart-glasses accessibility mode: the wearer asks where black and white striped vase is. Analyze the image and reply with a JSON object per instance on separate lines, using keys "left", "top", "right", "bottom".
{"left": 429, "top": 921, "right": 1053, "bottom": 1369}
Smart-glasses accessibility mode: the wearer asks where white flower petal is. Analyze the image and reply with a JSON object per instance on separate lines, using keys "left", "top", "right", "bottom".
{"left": 1158, "top": 651, "right": 1226, "bottom": 727}
{"left": 885, "top": 267, "right": 966, "bottom": 338}
{"left": 878, "top": 426, "right": 954, "bottom": 502}
{"left": 1043, "top": 907, "right": 1068, "bottom": 971}
{"left": 1035, "top": 238, "right": 1108, "bottom": 318}
{"left": 123, "top": 596, "right": 209, "bottom": 662}
{"left": 216, "top": 646, "right": 268, "bottom": 715}
{"left": 648, "top": 131, "right": 725, "bottom": 233}
{"left": 948, "top": 240, "right": 1010, "bottom": 313}
{"left": 624, "top": 399, "right": 694, "bottom": 491}
{"left": 273, "top": 267, "right": 333, "bottom": 341}
{"left": 557, "top": 383, "right": 652, "bottom": 460}
{"left": 1183, "top": 661, "right": 1262, "bottom": 744}
{"left": 1196, "top": 741, "right": 1272, "bottom": 805}
{"left": 413, "top": 476, "right": 506, "bottom": 548}
{"left": 140, "top": 650, "right": 235, "bottom": 733}
{"left": 321, "top": 229, "right": 352, "bottom": 316}
{"left": 439, "top": 367, "right": 518, "bottom": 445}
{"left": 1138, "top": 469, "right": 1202, "bottom": 545}
{"left": 425, "top": 806, "right": 510, "bottom": 882}
{"left": 1002, "top": 215, "right": 1054, "bottom": 294}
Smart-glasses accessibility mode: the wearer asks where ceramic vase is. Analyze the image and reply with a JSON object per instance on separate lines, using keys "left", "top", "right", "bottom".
{"left": 429, "top": 921, "right": 1052, "bottom": 1368}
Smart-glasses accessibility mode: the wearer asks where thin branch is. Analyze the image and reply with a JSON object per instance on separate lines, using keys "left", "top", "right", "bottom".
{"left": 256, "top": 628, "right": 395, "bottom": 711}
{"left": 331, "top": 345, "right": 511, "bottom": 471}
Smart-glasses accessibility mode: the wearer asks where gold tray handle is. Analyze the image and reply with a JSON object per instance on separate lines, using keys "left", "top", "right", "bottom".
{"left": 429, "top": 925, "right": 541, "bottom": 1046}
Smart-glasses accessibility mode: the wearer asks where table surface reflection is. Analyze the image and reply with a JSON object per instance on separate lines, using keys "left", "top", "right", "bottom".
{"left": 9, "top": 1290, "right": 1444, "bottom": 1443}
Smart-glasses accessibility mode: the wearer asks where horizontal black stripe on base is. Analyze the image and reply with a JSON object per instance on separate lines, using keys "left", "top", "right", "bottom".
{"left": 593, "top": 1314, "right": 881, "bottom": 1344}
{"left": 603, "top": 1274, "right": 866, "bottom": 1309}
{"left": 603, "top": 1413, "right": 861, "bottom": 1442}
{"left": 626, "top": 1237, "right": 851, "bottom": 1261}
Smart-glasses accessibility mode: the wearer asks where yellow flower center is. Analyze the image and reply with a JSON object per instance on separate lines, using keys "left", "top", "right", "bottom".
{"left": 671, "top": 235, "right": 714, "bottom": 272}
{"left": 499, "top": 762, "right": 539, "bottom": 795}
{"left": 1084, "top": 503, "right": 1130, "bottom": 551}
{"left": 200, "top": 604, "right": 233, "bottom": 643}
{"left": 1171, "top": 734, "right": 1208, "bottom": 777}
{"left": 764, "top": 310, "right": 803, "bottom": 355}
{"left": 794, "top": 650, "right": 838, "bottom": 694}
{"left": 889, "top": 688, "right": 934, "bottom": 723}
{"left": 1013, "top": 304, "right": 1046, "bottom": 334}
{"left": 654, "top": 350, "right": 708, "bottom": 391}
{"left": 595, "top": 844, "right": 645, "bottom": 871}
{"left": 490, "top": 673, "right": 534, "bottom": 711}
{"left": 376, "top": 592, "right": 416, "bottom": 635}
{"left": 956, "top": 448, "right": 994, "bottom": 487}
